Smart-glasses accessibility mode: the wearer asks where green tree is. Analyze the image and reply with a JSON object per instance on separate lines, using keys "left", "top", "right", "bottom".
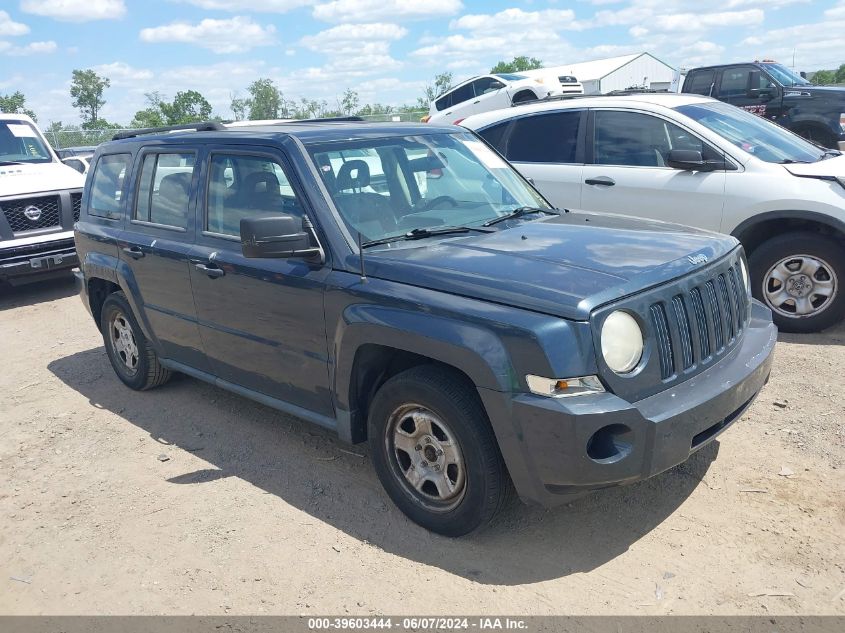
{"left": 339, "top": 89, "right": 359, "bottom": 116}
{"left": 230, "top": 93, "right": 249, "bottom": 120}
{"left": 0, "top": 91, "right": 37, "bottom": 120}
{"left": 418, "top": 72, "right": 454, "bottom": 108}
{"left": 160, "top": 90, "right": 213, "bottom": 124}
{"left": 811, "top": 70, "right": 836, "bottom": 85}
{"left": 247, "top": 78, "right": 283, "bottom": 120}
{"left": 490, "top": 56, "right": 544, "bottom": 74}
{"left": 70, "top": 69, "right": 110, "bottom": 126}
{"left": 834, "top": 63, "right": 845, "bottom": 84}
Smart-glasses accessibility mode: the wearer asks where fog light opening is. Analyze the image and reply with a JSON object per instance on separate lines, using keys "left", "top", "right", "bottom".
{"left": 586, "top": 424, "right": 633, "bottom": 463}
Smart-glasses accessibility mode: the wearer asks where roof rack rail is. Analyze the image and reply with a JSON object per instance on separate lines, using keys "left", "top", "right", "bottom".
{"left": 112, "top": 121, "right": 226, "bottom": 141}
{"left": 283, "top": 116, "right": 366, "bottom": 123}
{"left": 512, "top": 93, "right": 592, "bottom": 107}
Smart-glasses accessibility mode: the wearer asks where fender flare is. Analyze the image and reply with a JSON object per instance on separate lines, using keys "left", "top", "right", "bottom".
{"left": 730, "top": 209, "right": 845, "bottom": 249}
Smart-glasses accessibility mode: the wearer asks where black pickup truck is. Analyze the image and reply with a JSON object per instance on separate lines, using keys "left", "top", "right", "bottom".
{"left": 682, "top": 61, "right": 845, "bottom": 150}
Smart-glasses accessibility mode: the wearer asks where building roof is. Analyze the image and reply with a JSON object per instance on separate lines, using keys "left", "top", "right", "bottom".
{"left": 537, "top": 52, "right": 676, "bottom": 82}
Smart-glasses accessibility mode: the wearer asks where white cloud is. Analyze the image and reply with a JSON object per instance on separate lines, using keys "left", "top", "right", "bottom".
{"left": 300, "top": 22, "right": 406, "bottom": 54}
{"left": 0, "top": 10, "right": 29, "bottom": 36}
{"left": 653, "top": 9, "right": 764, "bottom": 32}
{"left": 139, "top": 16, "right": 277, "bottom": 54}
{"left": 0, "top": 40, "right": 57, "bottom": 55}
{"left": 738, "top": 13, "right": 845, "bottom": 68}
{"left": 451, "top": 8, "right": 582, "bottom": 33}
{"left": 178, "top": 0, "right": 313, "bottom": 11}
{"left": 20, "top": 0, "right": 126, "bottom": 22}
{"left": 313, "top": 0, "right": 462, "bottom": 23}
{"left": 90, "top": 61, "right": 154, "bottom": 86}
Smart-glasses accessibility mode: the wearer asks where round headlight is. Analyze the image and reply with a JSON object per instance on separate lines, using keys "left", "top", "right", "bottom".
{"left": 601, "top": 311, "right": 644, "bottom": 374}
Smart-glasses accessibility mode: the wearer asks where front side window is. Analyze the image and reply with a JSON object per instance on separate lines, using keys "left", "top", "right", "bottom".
{"left": 90, "top": 153, "right": 132, "bottom": 218}
{"left": 0, "top": 119, "right": 52, "bottom": 165}
{"left": 507, "top": 111, "right": 581, "bottom": 164}
{"left": 308, "top": 132, "right": 551, "bottom": 245}
{"left": 134, "top": 152, "right": 195, "bottom": 229}
{"left": 593, "top": 110, "right": 721, "bottom": 167}
{"left": 472, "top": 77, "right": 505, "bottom": 96}
{"left": 206, "top": 154, "right": 302, "bottom": 237}
{"left": 676, "top": 101, "right": 827, "bottom": 164}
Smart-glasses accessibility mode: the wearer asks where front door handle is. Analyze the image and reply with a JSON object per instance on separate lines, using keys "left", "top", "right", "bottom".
{"left": 122, "top": 246, "right": 145, "bottom": 259}
{"left": 585, "top": 176, "right": 615, "bottom": 187}
{"left": 194, "top": 263, "right": 225, "bottom": 279}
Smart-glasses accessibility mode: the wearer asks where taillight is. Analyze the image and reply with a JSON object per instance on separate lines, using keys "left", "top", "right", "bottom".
{"left": 421, "top": 115, "right": 431, "bottom": 123}
{"left": 452, "top": 118, "right": 465, "bottom": 125}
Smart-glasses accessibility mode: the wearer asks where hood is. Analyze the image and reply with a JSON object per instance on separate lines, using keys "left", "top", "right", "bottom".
{"left": 0, "top": 162, "right": 85, "bottom": 197}
{"left": 782, "top": 154, "right": 845, "bottom": 179}
{"left": 785, "top": 85, "right": 845, "bottom": 97}
{"left": 361, "top": 211, "right": 738, "bottom": 320}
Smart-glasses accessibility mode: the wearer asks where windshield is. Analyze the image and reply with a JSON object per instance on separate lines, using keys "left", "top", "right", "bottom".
{"left": 763, "top": 63, "right": 811, "bottom": 87}
{"left": 493, "top": 73, "right": 527, "bottom": 81}
{"left": 0, "top": 119, "right": 53, "bottom": 165}
{"left": 308, "top": 132, "right": 551, "bottom": 247}
{"left": 675, "top": 101, "right": 826, "bottom": 164}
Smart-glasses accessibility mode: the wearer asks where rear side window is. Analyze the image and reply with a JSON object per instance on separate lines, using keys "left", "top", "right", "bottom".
{"left": 206, "top": 153, "right": 302, "bottom": 238}
{"left": 718, "top": 68, "right": 752, "bottom": 97}
{"left": 134, "top": 152, "right": 195, "bottom": 229}
{"left": 450, "top": 83, "right": 474, "bottom": 107}
{"left": 89, "top": 153, "right": 131, "bottom": 219}
{"left": 506, "top": 111, "right": 581, "bottom": 163}
{"left": 477, "top": 122, "right": 510, "bottom": 153}
{"left": 685, "top": 70, "right": 715, "bottom": 96}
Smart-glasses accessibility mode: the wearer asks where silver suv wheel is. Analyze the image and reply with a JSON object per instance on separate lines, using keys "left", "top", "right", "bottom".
{"left": 109, "top": 310, "right": 139, "bottom": 375}
{"left": 763, "top": 254, "right": 837, "bottom": 319}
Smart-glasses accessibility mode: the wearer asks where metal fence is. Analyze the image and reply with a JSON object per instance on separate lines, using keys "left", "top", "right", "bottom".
{"left": 46, "top": 112, "right": 429, "bottom": 150}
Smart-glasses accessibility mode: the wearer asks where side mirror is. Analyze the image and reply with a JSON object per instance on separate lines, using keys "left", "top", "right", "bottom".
{"left": 667, "top": 149, "right": 720, "bottom": 172}
{"left": 240, "top": 215, "right": 322, "bottom": 260}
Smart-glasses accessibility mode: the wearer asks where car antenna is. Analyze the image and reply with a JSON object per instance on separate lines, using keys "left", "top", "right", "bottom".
{"left": 357, "top": 231, "right": 367, "bottom": 283}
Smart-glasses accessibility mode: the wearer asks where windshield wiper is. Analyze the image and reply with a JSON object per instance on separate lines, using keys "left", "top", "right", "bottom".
{"left": 361, "top": 225, "right": 495, "bottom": 249}
{"left": 482, "top": 206, "right": 559, "bottom": 227}
{"left": 820, "top": 150, "right": 842, "bottom": 160}
{"left": 0, "top": 160, "right": 30, "bottom": 166}
{"left": 778, "top": 159, "right": 809, "bottom": 164}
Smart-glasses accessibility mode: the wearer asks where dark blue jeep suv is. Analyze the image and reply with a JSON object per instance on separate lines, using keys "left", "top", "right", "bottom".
{"left": 74, "top": 120, "right": 777, "bottom": 535}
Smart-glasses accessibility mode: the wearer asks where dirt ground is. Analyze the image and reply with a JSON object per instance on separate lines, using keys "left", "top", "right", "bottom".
{"left": 1, "top": 276, "right": 843, "bottom": 616}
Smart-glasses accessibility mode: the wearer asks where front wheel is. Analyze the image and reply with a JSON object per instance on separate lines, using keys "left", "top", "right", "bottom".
{"left": 748, "top": 232, "right": 845, "bottom": 333}
{"left": 368, "top": 366, "right": 511, "bottom": 536}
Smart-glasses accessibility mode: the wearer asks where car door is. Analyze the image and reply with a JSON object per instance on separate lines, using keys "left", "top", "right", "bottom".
{"left": 580, "top": 109, "right": 726, "bottom": 231}
{"left": 437, "top": 82, "right": 476, "bottom": 123}
{"left": 470, "top": 77, "right": 508, "bottom": 115}
{"left": 119, "top": 147, "right": 210, "bottom": 371}
{"left": 486, "top": 109, "right": 585, "bottom": 210}
{"left": 188, "top": 147, "right": 333, "bottom": 417}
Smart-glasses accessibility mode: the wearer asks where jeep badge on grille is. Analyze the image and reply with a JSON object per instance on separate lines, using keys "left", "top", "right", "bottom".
{"left": 688, "top": 253, "right": 708, "bottom": 265}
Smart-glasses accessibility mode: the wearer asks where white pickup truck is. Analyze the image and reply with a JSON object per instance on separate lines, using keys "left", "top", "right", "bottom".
{"left": 0, "top": 113, "right": 85, "bottom": 285}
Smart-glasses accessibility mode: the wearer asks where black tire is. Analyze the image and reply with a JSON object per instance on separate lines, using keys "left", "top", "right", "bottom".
{"left": 511, "top": 90, "right": 538, "bottom": 105}
{"left": 368, "top": 365, "right": 511, "bottom": 536}
{"left": 748, "top": 232, "right": 845, "bottom": 333}
{"left": 100, "top": 291, "right": 171, "bottom": 390}
{"left": 795, "top": 125, "right": 837, "bottom": 150}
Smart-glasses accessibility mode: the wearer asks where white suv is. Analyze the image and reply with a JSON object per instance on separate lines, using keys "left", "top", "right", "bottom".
{"left": 0, "top": 113, "right": 86, "bottom": 285}
{"left": 425, "top": 74, "right": 557, "bottom": 125}
{"left": 462, "top": 93, "right": 845, "bottom": 332}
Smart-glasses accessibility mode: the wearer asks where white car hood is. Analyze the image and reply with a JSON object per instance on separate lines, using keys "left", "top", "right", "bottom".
{"left": 783, "top": 154, "right": 845, "bottom": 178}
{"left": 0, "top": 162, "right": 85, "bottom": 197}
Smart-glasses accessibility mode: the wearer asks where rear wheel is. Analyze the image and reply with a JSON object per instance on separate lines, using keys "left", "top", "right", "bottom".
{"left": 795, "top": 125, "right": 838, "bottom": 150}
{"left": 368, "top": 366, "right": 511, "bottom": 536}
{"left": 748, "top": 232, "right": 845, "bottom": 332}
{"left": 511, "top": 90, "right": 538, "bottom": 105}
{"left": 101, "top": 292, "right": 171, "bottom": 390}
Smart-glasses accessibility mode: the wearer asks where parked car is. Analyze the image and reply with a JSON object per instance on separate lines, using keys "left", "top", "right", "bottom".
{"left": 424, "top": 74, "right": 557, "bottom": 125}
{"left": 682, "top": 61, "right": 845, "bottom": 150}
{"left": 75, "top": 120, "right": 775, "bottom": 536}
{"left": 62, "top": 153, "right": 94, "bottom": 174}
{"left": 463, "top": 93, "right": 845, "bottom": 332}
{"left": 0, "top": 113, "right": 85, "bottom": 285}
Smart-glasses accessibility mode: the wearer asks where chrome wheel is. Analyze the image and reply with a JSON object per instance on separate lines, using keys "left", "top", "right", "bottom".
{"left": 385, "top": 403, "right": 466, "bottom": 511}
{"left": 763, "top": 254, "right": 837, "bottom": 319}
{"left": 110, "top": 311, "right": 139, "bottom": 375}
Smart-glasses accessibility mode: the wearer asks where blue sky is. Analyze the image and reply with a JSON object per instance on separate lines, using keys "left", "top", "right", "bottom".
{"left": 1, "top": 0, "right": 842, "bottom": 125}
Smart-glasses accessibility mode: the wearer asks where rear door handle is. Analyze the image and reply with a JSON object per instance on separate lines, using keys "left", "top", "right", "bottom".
{"left": 585, "top": 176, "right": 615, "bottom": 187}
{"left": 122, "top": 246, "right": 144, "bottom": 259}
{"left": 194, "top": 262, "right": 225, "bottom": 279}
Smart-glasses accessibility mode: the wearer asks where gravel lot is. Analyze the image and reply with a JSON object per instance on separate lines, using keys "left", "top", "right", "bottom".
{"left": 1, "top": 276, "right": 843, "bottom": 615}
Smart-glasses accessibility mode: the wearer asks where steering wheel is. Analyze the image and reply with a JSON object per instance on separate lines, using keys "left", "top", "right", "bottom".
{"left": 415, "top": 195, "right": 458, "bottom": 212}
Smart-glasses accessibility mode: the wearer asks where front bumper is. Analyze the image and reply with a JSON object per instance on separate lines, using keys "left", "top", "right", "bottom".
{"left": 0, "top": 236, "right": 78, "bottom": 284}
{"left": 486, "top": 299, "right": 776, "bottom": 507}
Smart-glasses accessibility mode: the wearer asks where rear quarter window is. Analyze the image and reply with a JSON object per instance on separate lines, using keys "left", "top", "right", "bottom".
{"left": 89, "top": 153, "right": 132, "bottom": 219}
